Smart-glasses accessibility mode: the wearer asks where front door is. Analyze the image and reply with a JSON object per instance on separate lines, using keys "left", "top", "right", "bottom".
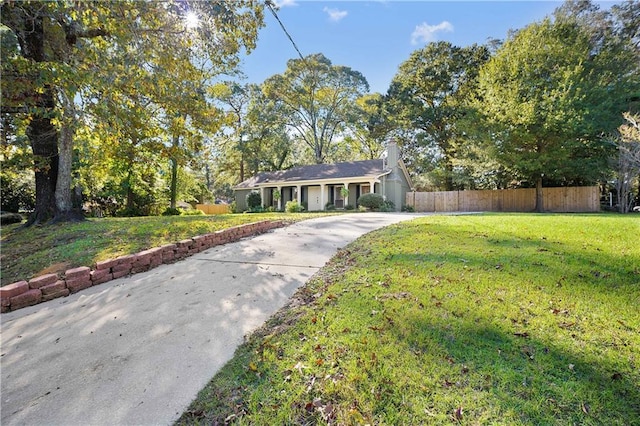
{"left": 307, "top": 186, "right": 322, "bottom": 211}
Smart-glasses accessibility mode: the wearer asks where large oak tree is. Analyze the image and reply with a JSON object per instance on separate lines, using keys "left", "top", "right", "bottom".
{"left": 477, "top": 12, "right": 636, "bottom": 211}
{"left": 386, "top": 42, "right": 490, "bottom": 190}
{"left": 1, "top": 0, "right": 263, "bottom": 224}
{"left": 262, "top": 53, "right": 369, "bottom": 164}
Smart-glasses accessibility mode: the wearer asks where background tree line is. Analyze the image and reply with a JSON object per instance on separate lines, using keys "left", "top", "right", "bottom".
{"left": 2, "top": 0, "right": 639, "bottom": 224}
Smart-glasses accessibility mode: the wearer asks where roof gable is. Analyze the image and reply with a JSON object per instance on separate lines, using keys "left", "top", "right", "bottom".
{"left": 236, "top": 159, "right": 386, "bottom": 188}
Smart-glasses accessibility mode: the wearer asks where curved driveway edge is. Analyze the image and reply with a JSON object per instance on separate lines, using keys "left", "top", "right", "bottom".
{"left": 1, "top": 213, "right": 424, "bottom": 426}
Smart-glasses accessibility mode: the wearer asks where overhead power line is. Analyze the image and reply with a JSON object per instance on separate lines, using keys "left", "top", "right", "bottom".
{"left": 264, "top": 0, "right": 306, "bottom": 62}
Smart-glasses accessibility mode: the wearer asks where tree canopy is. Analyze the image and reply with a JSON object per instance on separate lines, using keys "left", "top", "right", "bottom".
{"left": 386, "top": 42, "right": 490, "bottom": 190}
{"left": 1, "top": 0, "right": 263, "bottom": 223}
{"left": 262, "top": 53, "right": 369, "bottom": 164}
{"left": 476, "top": 9, "right": 637, "bottom": 211}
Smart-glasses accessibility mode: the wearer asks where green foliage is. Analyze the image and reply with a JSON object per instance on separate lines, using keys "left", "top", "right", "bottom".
{"left": 1, "top": 0, "right": 265, "bottom": 224}
{"left": 325, "top": 202, "right": 336, "bottom": 211}
{"left": 357, "top": 193, "right": 384, "bottom": 210}
{"left": 1, "top": 212, "right": 24, "bottom": 225}
{"left": 387, "top": 42, "right": 490, "bottom": 190}
{"left": 246, "top": 191, "right": 262, "bottom": 210}
{"left": 379, "top": 200, "right": 396, "bottom": 212}
{"left": 285, "top": 200, "right": 304, "bottom": 213}
{"left": 182, "top": 209, "right": 204, "bottom": 216}
{"left": 0, "top": 170, "right": 35, "bottom": 213}
{"left": 345, "top": 204, "right": 355, "bottom": 211}
{"left": 179, "top": 214, "right": 640, "bottom": 425}
{"left": 401, "top": 204, "right": 415, "bottom": 212}
{"left": 262, "top": 53, "right": 369, "bottom": 164}
{"left": 162, "top": 208, "right": 182, "bottom": 216}
{"left": 477, "top": 15, "right": 635, "bottom": 197}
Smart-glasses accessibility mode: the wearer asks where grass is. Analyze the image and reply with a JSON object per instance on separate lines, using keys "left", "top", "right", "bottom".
{"left": 177, "top": 213, "right": 640, "bottom": 425}
{"left": 0, "top": 212, "right": 332, "bottom": 286}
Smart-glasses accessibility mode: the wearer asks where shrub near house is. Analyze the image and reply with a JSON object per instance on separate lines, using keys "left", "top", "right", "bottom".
{"left": 357, "top": 193, "right": 384, "bottom": 210}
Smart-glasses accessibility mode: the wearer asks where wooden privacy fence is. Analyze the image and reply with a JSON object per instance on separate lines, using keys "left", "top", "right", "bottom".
{"left": 407, "top": 186, "right": 599, "bottom": 213}
{"left": 196, "top": 204, "right": 231, "bottom": 215}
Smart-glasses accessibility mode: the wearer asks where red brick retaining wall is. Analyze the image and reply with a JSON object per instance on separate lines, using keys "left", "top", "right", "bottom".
{"left": 1, "top": 220, "right": 286, "bottom": 313}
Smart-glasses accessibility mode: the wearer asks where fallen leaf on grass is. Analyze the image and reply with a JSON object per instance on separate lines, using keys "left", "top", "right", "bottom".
{"left": 581, "top": 402, "right": 590, "bottom": 414}
{"left": 452, "top": 407, "right": 463, "bottom": 421}
{"left": 514, "top": 332, "right": 529, "bottom": 338}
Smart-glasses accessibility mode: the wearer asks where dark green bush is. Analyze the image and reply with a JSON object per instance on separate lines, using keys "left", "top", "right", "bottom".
{"left": 357, "top": 193, "right": 384, "bottom": 210}
{"left": 325, "top": 202, "right": 336, "bottom": 211}
{"left": 246, "top": 191, "right": 262, "bottom": 210}
{"left": 162, "top": 207, "right": 182, "bottom": 216}
{"left": 380, "top": 200, "right": 395, "bottom": 212}
{"left": 0, "top": 173, "right": 35, "bottom": 213}
{"left": 402, "top": 205, "right": 416, "bottom": 212}
{"left": 345, "top": 204, "right": 355, "bottom": 210}
{"left": 0, "top": 212, "right": 23, "bottom": 225}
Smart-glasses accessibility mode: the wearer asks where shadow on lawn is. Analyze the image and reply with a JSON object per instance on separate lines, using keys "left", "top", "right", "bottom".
{"left": 392, "top": 220, "right": 639, "bottom": 298}
{"left": 389, "top": 312, "right": 640, "bottom": 425}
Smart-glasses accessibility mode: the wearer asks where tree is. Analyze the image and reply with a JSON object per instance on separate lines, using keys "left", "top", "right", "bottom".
{"left": 614, "top": 113, "right": 640, "bottom": 212}
{"left": 477, "top": 16, "right": 635, "bottom": 212}
{"left": 262, "top": 53, "right": 369, "bottom": 164}
{"left": 214, "top": 82, "right": 255, "bottom": 183}
{"left": 1, "top": 1, "right": 263, "bottom": 224}
{"left": 343, "top": 93, "right": 389, "bottom": 160}
{"left": 387, "top": 42, "right": 490, "bottom": 190}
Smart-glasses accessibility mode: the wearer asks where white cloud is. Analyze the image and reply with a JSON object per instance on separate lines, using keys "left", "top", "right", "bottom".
{"left": 272, "top": 0, "right": 297, "bottom": 7}
{"left": 323, "top": 7, "right": 348, "bottom": 22}
{"left": 411, "top": 21, "right": 454, "bottom": 45}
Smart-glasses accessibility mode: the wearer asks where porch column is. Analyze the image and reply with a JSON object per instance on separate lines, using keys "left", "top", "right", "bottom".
{"left": 343, "top": 183, "right": 350, "bottom": 207}
{"left": 320, "top": 183, "right": 326, "bottom": 210}
{"left": 370, "top": 181, "right": 376, "bottom": 194}
{"left": 260, "top": 187, "right": 265, "bottom": 208}
{"left": 276, "top": 186, "right": 282, "bottom": 210}
{"left": 296, "top": 185, "right": 301, "bottom": 204}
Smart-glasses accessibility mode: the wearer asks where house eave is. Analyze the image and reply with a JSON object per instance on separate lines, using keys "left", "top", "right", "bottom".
{"left": 236, "top": 172, "right": 391, "bottom": 190}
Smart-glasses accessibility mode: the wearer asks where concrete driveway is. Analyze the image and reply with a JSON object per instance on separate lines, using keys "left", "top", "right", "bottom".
{"left": 1, "top": 213, "right": 423, "bottom": 426}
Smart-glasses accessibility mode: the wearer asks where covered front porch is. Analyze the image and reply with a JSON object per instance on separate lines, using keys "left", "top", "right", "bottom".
{"left": 260, "top": 180, "right": 382, "bottom": 211}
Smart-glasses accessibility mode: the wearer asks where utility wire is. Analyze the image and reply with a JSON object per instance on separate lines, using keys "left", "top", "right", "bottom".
{"left": 264, "top": 0, "right": 306, "bottom": 62}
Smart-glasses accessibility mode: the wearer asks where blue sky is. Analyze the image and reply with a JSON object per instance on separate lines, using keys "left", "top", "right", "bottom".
{"left": 239, "top": 1, "right": 613, "bottom": 94}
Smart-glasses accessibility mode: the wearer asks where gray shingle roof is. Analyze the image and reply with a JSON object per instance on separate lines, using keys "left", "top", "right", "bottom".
{"left": 235, "top": 159, "right": 388, "bottom": 189}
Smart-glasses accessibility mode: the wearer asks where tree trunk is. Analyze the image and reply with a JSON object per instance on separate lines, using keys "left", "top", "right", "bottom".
{"left": 444, "top": 160, "right": 454, "bottom": 191}
{"left": 240, "top": 153, "right": 245, "bottom": 182}
{"left": 19, "top": 8, "right": 58, "bottom": 226}
{"left": 53, "top": 99, "right": 84, "bottom": 223}
{"left": 170, "top": 135, "right": 179, "bottom": 210}
{"left": 535, "top": 176, "right": 544, "bottom": 213}
{"left": 25, "top": 114, "right": 58, "bottom": 226}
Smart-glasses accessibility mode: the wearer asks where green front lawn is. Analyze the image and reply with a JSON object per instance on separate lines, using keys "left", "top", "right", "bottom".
{"left": 178, "top": 213, "right": 639, "bottom": 425}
